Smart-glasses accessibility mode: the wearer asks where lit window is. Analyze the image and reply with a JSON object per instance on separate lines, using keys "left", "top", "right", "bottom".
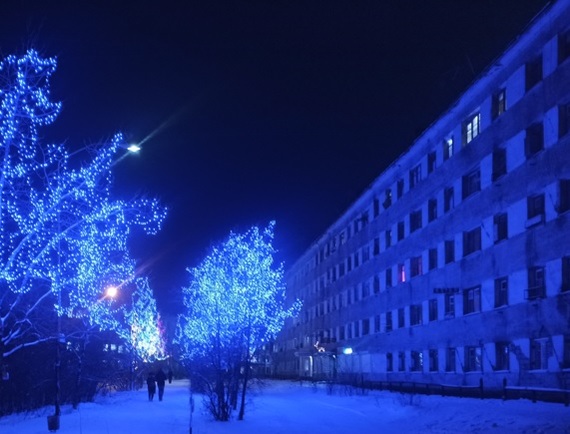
{"left": 398, "top": 263, "right": 406, "bottom": 283}
{"left": 463, "top": 112, "right": 481, "bottom": 145}
{"left": 443, "top": 137, "right": 454, "bottom": 161}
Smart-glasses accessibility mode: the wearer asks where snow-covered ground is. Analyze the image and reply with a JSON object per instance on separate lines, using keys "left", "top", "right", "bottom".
{"left": 1, "top": 379, "right": 569, "bottom": 433}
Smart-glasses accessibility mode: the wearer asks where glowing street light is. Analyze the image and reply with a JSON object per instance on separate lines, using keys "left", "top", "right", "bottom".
{"left": 106, "top": 285, "right": 118, "bottom": 299}
{"left": 127, "top": 144, "right": 141, "bottom": 153}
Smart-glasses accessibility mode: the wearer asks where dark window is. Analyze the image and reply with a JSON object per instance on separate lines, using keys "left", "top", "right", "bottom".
{"left": 428, "top": 248, "right": 438, "bottom": 270}
{"left": 563, "top": 257, "right": 570, "bottom": 292}
{"left": 428, "top": 198, "right": 437, "bottom": 222}
{"left": 495, "top": 342, "right": 510, "bottom": 371}
{"left": 347, "top": 256, "right": 352, "bottom": 272}
{"left": 526, "top": 266, "right": 546, "bottom": 300}
{"left": 374, "top": 237, "right": 380, "bottom": 255}
{"left": 373, "top": 275, "right": 380, "bottom": 294}
{"left": 563, "top": 335, "right": 570, "bottom": 369}
{"left": 560, "top": 179, "right": 570, "bottom": 213}
{"left": 374, "top": 315, "right": 380, "bottom": 333}
{"left": 410, "top": 351, "right": 423, "bottom": 372}
{"left": 410, "top": 210, "right": 422, "bottom": 233}
{"left": 492, "top": 88, "right": 507, "bottom": 120}
{"left": 492, "top": 148, "right": 507, "bottom": 181}
{"left": 397, "top": 179, "right": 404, "bottom": 199}
{"left": 429, "top": 299, "right": 438, "bottom": 321}
{"left": 445, "top": 348, "right": 456, "bottom": 372}
{"left": 339, "top": 262, "right": 345, "bottom": 277}
{"left": 385, "top": 268, "right": 392, "bottom": 288}
{"left": 445, "top": 239, "right": 455, "bottom": 264}
{"left": 443, "top": 137, "right": 454, "bottom": 161}
{"left": 525, "top": 122, "right": 544, "bottom": 157}
{"left": 353, "top": 252, "right": 359, "bottom": 268}
{"left": 410, "top": 304, "right": 422, "bottom": 326}
{"left": 465, "top": 346, "right": 482, "bottom": 372}
{"left": 494, "top": 213, "right": 508, "bottom": 243}
{"left": 385, "top": 229, "right": 392, "bottom": 248}
{"left": 429, "top": 349, "right": 439, "bottom": 372}
{"left": 373, "top": 197, "right": 380, "bottom": 218}
{"left": 494, "top": 277, "right": 508, "bottom": 307}
{"left": 463, "top": 227, "right": 481, "bottom": 257}
{"left": 462, "top": 169, "right": 481, "bottom": 199}
{"left": 530, "top": 339, "right": 546, "bottom": 370}
{"left": 409, "top": 164, "right": 422, "bottom": 189}
{"left": 463, "top": 286, "right": 481, "bottom": 315}
{"left": 411, "top": 256, "right": 422, "bottom": 278}
{"left": 444, "top": 187, "right": 454, "bottom": 213}
{"left": 428, "top": 151, "right": 436, "bottom": 174}
{"left": 398, "top": 351, "right": 405, "bottom": 371}
{"left": 362, "top": 281, "right": 370, "bottom": 298}
{"left": 397, "top": 221, "right": 405, "bottom": 241}
{"left": 398, "top": 308, "right": 405, "bottom": 328}
{"left": 560, "top": 103, "right": 570, "bottom": 138}
{"left": 386, "top": 353, "right": 393, "bottom": 371}
{"left": 559, "top": 30, "right": 570, "bottom": 64}
{"left": 444, "top": 294, "right": 455, "bottom": 318}
{"left": 385, "top": 311, "right": 393, "bottom": 332}
{"left": 362, "top": 246, "right": 370, "bottom": 263}
{"left": 383, "top": 188, "right": 392, "bottom": 209}
{"left": 527, "top": 193, "right": 545, "bottom": 220}
{"left": 462, "top": 112, "right": 481, "bottom": 145}
{"left": 525, "top": 55, "right": 542, "bottom": 91}
{"left": 362, "top": 318, "right": 370, "bottom": 335}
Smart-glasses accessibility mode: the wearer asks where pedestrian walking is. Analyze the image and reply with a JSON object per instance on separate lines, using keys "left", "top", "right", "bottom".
{"left": 156, "top": 368, "right": 166, "bottom": 401}
{"left": 146, "top": 372, "right": 156, "bottom": 401}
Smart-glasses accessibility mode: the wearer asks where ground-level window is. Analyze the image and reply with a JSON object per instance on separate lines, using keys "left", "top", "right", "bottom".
{"left": 429, "top": 349, "right": 438, "bottom": 372}
{"left": 464, "top": 346, "right": 482, "bottom": 372}
{"left": 495, "top": 342, "right": 510, "bottom": 371}
{"left": 445, "top": 348, "right": 456, "bottom": 372}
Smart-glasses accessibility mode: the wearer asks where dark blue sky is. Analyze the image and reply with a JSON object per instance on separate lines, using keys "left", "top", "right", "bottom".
{"left": 1, "top": 1, "right": 550, "bottom": 313}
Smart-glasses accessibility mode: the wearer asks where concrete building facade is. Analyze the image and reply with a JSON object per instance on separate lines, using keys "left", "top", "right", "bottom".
{"left": 272, "top": 0, "right": 570, "bottom": 390}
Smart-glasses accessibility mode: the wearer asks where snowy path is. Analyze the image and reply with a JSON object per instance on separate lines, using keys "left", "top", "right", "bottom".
{"left": 1, "top": 379, "right": 570, "bottom": 433}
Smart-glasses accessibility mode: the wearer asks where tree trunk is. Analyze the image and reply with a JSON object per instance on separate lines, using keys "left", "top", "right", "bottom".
{"left": 238, "top": 359, "right": 249, "bottom": 420}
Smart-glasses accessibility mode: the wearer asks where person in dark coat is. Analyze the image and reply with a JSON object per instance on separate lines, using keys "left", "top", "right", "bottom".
{"left": 146, "top": 372, "right": 156, "bottom": 401}
{"left": 168, "top": 368, "right": 173, "bottom": 384}
{"left": 155, "top": 368, "right": 167, "bottom": 401}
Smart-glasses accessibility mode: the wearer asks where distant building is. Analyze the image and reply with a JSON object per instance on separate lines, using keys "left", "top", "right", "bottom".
{"left": 272, "top": 0, "right": 570, "bottom": 390}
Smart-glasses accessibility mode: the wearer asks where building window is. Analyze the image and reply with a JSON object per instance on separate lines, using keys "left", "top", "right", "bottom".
{"left": 411, "top": 256, "right": 423, "bottom": 278}
{"left": 429, "top": 349, "right": 439, "bottom": 372}
{"left": 374, "top": 237, "right": 380, "bottom": 255}
{"left": 362, "top": 318, "right": 370, "bottom": 335}
{"left": 383, "top": 188, "right": 392, "bottom": 209}
{"left": 525, "top": 122, "right": 544, "bottom": 157}
{"left": 445, "top": 239, "right": 455, "bottom": 264}
{"left": 428, "top": 198, "right": 437, "bottom": 222}
{"left": 463, "top": 227, "right": 481, "bottom": 257}
{"left": 563, "top": 257, "right": 570, "bottom": 292}
{"left": 492, "top": 148, "right": 507, "bottom": 182}
{"left": 494, "top": 277, "right": 508, "bottom": 307}
{"left": 495, "top": 342, "right": 510, "bottom": 371}
{"left": 385, "top": 311, "right": 393, "bottom": 332}
{"left": 526, "top": 266, "right": 546, "bottom": 300}
{"left": 444, "top": 187, "right": 454, "bottom": 213}
{"left": 410, "top": 351, "right": 423, "bottom": 372}
{"left": 397, "top": 221, "right": 405, "bottom": 241}
{"left": 463, "top": 286, "right": 481, "bottom": 315}
{"left": 464, "top": 346, "right": 482, "bottom": 372}
{"left": 385, "top": 268, "right": 393, "bottom": 288}
{"left": 362, "top": 281, "right": 370, "bottom": 298}
{"left": 525, "top": 55, "right": 542, "bottom": 91}
{"left": 362, "top": 246, "right": 370, "bottom": 263}
{"left": 563, "top": 335, "right": 570, "bottom": 369}
{"left": 445, "top": 347, "right": 456, "bottom": 372}
{"left": 429, "top": 248, "right": 438, "bottom": 270}
{"left": 339, "top": 326, "right": 345, "bottom": 341}
{"left": 527, "top": 193, "right": 545, "bottom": 223}
{"left": 494, "top": 213, "right": 508, "bottom": 243}
{"left": 429, "top": 299, "right": 438, "bottom": 321}
{"left": 398, "top": 308, "right": 405, "bottom": 328}
{"left": 444, "top": 294, "right": 455, "bottom": 318}
{"left": 385, "top": 229, "right": 392, "bottom": 248}
{"left": 559, "top": 179, "right": 570, "bottom": 213}
{"left": 559, "top": 30, "right": 570, "bottom": 64}
{"left": 443, "top": 137, "right": 454, "bottom": 161}
{"left": 409, "top": 164, "right": 422, "bottom": 189}
{"left": 398, "top": 351, "right": 406, "bottom": 372}
{"left": 462, "top": 112, "right": 481, "bottom": 145}
{"left": 397, "top": 179, "right": 404, "bottom": 199}
{"left": 354, "top": 252, "right": 360, "bottom": 268}
{"left": 346, "top": 256, "right": 352, "bottom": 272}
{"left": 398, "top": 263, "right": 406, "bottom": 283}
{"left": 462, "top": 169, "right": 481, "bottom": 199}
{"left": 374, "top": 315, "right": 380, "bottom": 333}
{"left": 410, "top": 209, "right": 422, "bottom": 233}
{"left": 410, "top": 304, "right": 422, "bottom": 326}
{"left": 492, "top": 88, "right": 507, "bottom": 120}
{"left": 386, "top": 353, "right": 393, "bottom": 371}
{"left": 530, "top": 338, "right": 547, "bottom": 370}
{"left": 560, "top": 103, "right": 570, "bottom": 138}
{"left": 428, "top": 151, "right": 436, "bottom": 174}
{"left": 374, "top": 275, "right": 380, "bottom": 293}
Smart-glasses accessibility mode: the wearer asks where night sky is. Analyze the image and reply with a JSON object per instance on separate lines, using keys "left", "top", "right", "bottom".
{"left": 1, "top": 1, "right": 551, "bottom": 313}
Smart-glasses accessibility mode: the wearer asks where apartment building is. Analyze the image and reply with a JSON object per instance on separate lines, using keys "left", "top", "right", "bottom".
{"left": 272, "top": 0, "right": 570, "bottom": 390}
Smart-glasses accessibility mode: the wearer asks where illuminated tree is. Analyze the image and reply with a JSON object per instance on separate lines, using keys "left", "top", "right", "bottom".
{"left": 127, "top": 277, "right": 166, "bottom": 363}
{"left": 176, "top": 222, "right": 301, "bottom": 421}
{"left": 0, "top": 50, "right": 167, "bottom": 363}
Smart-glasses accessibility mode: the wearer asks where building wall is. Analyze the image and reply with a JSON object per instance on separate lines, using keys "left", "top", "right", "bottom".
{"left": 272, "top": 0, "right": 570, "bottom": 390}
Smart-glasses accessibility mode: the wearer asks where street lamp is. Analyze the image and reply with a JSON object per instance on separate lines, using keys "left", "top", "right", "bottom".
{"left": 127, "top": 144, "right": 141, "bottom": 153}
{"left": 105, "top": 285, "right": 118, "bottom": 299}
